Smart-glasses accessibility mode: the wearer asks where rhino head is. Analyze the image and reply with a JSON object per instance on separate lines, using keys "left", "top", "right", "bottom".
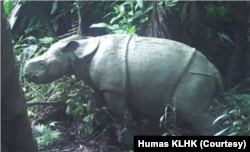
{"left": 23, "top": 42, "right": 76, "bottom": 84}
{"left": 23, "top": 36, "right": 100, "bottom": 84}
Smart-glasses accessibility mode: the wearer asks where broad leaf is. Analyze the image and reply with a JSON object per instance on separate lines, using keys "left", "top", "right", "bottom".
{"left": 107, "top": 24, "right": 120, "bottom": 30}
{"left": 110, "top": 14, "right": 122, "bottom": 24}
{"left": 228, "top": 132, "right": 238, "bottom": 136}
{"left": 19, "top": 44, "right": 38, "bottom": 61}
{"left": 4, "top": 0, "right": 15, "bottom": 17}
{"left": 212, "top": 114, "right": 228, "bottom": 125}
{"left": 127, "top": 25, "right": 136, "bottom": 34}
{"left": 135, "top": 0, "right": 143, "bottom": 10}
{"left": 90, "top": 23, "right": 109, "bottom": 28}
{"left": 233, "top": 120, "right": 242, "bottom": 126}
{"left": 51, "top": 0, "right": 58, "bottom": 15}
{"left": 214, "top": 127, "right": 231, "bottom": 136}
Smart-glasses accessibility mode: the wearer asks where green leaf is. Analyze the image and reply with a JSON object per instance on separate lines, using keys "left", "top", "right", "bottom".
{"left": 218, "top": 32, "right": 234, "bottom": 45}
{"left": 165, "top": 0, "right": 178, "bottom": 8}
{"left": 135, "top": 0, "right": 143, "bottom": 10}
{"left": 159, "top": 115, "right": 166, "bottom": 128}
{"left": 145, "top": 3, "right": 153, "bottom": 13}
{"left": 214, "top": 127, "right": 231, "bottom": 136}
{"left": 113, "top": 5, "right": 120, "bottom": 13}
{"left": 122, "top": 1, "right": 132, "bottom": 6}
{"left": 32, "top": 124, "right": 60, "bottom": 146}
{"left": 90, "top": 23, "right": 109, "bottom": 28}
{"left": 228, "top": 132, "right": 238, "bottom": 136}
{"left": 55, "top": 83, "right": 64, "bottom": 93}
{"left": 119, "top": 19, "right": 126, "bottom": 26}
{"left": 85, "top": 120, "right": 94, "bottom": 134}
{"left": 19, "top": 45, "right": 38, "bottom": 61}
{"left": 229, "top": 109, "right": 239, "bottom": 114}
{"left": 107, "top": 24, "right": 120, "bottom": 30}
{"left": 35, "top": 47, "right": 47, "bottom": 57}
{"left": 51, "top": 0, "right": 58, "bottom": 15}
{"left": 23, "top": 36, "right": 37, "bottom": 43}
{"left": 14, "top": 35, "right": 24, "bottom": 48}
{"left": 110, "top": 14, "right": 123, "bottom": 24}
{"left": 233, "top": 120, "right": 242, "bottom": 126}
{"left": 133, "top": 11, "right": 143, "bottom": 19}
{"left": 212, "top": 114, "right": 228, "bottom": 125}
{"left": 4, "top": 0, "right": 15, "bottom": 17}
{"left": 39, "top": 37, "right": 55, "bottom": 45}
{"left": 216, "top": 6, "right": 229, "bottom": 20}
{"left": 52, "top": 22, "right": 59, "bottom": 32}
{"left": 103, "top": 12, "right": 114, "bottom": 19}
{"left": 164, "top": 1, "right": 170, "bottom": 7}
{"left": 127, "top": 17, "right": 133, "bottom": 23}
{"left": 140, "top": 17, "right": 148, "bottom": 23}
{"left": 127, "top": 25, "right": 136, "bottom": 34}
{"left": 49, "top": 121, "right": 59, "bottom": 127}
{"left": 20, "top": 0, "right": 26, "bottom": 4}
{"left": 119, "top": 4, "right": 125, "bottom": 13}
{"left": 158, "top": 1, "right": 163, "bottom": 7}
{"left": 128, "top": 10, "right": 134, "bottom": 16}
{"left": 27, "top": 110, "right": 33, "bottom": 117}
{"left": 114, "top": 29, "right": 127, "bottom": 34}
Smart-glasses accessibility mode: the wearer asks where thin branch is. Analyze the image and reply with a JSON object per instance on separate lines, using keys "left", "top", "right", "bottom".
{"left": 26, "top": 101, "right": 65, "bottom": 106}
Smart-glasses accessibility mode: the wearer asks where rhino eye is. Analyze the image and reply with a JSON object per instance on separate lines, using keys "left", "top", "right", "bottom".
{"left": 39, "top": 61, "right": 45, "bottom": 69}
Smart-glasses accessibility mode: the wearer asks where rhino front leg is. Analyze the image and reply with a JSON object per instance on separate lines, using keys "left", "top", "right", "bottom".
{"left": 103, "top": 91, "right": 135, "bottom": 146}
{"left": 86, "top": 92, "right": 114, "bottom": 129}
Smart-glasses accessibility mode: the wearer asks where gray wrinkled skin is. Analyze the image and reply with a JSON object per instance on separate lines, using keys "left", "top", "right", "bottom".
{"left": 24, "top": 34, "right": 223, "bottom": 139}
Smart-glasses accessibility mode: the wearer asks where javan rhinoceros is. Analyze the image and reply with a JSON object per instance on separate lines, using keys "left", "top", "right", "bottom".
{"left": 23, "top": 34, "right": 223, "bottom": 144}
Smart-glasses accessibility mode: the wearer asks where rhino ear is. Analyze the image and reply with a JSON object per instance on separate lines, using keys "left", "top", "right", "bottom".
{"left": 62, "top": 41, "right": 80, "bottom": 52}
{"left": 72, "top": 37, "right": 100, "bottom": 59}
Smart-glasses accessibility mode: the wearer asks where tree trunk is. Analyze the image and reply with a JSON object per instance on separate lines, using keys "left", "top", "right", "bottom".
{"left": 226, "top": 1, "right": 249, "bottom": 88}
{"left": 188, "top": 1, "right": 208, "bottom": 49}
{"left": 141, "top": 1, "right": 172, "bottom": 39}
{"left": 1, "top": 2, "right": 38, "bottom": 152}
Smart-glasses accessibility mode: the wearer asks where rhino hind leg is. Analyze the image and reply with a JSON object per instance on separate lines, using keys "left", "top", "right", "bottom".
{"left": 178, "top": 111, "right": 216, "bottom": 135}
{"left": 172, "top": 71, "right": 219, "bottom": 135}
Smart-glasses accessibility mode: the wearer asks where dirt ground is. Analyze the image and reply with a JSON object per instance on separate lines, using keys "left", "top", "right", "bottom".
{"left": 29, "top": 105, "right": 132, "bottom": 152}
{"left": 38, "top": 122, "right": 126, "bottom": 152}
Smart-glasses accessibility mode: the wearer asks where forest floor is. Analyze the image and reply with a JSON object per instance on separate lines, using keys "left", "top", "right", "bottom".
{"left": 38, "top": 121, "right": 125, "bottom": 152}
{"left": 29, "top": 105, "right": 129, "bottom": 152}
{"left": 28, "top": 101, "right": 220, "bottom": 152}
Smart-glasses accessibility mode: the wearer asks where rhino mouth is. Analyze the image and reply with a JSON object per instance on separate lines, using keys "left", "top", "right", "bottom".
{"left": 24, "top": 74, "right": 39, "bottom": 82}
